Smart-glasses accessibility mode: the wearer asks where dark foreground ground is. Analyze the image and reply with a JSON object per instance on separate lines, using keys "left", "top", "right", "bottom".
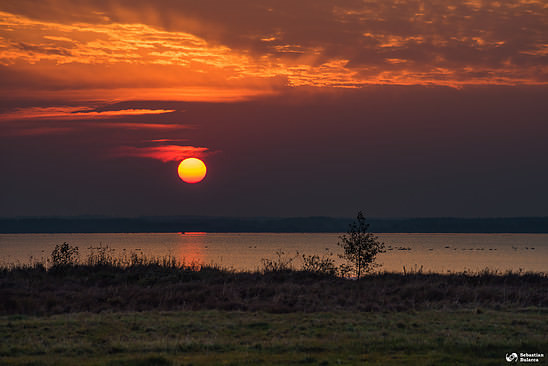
{"left": 1, "top": 265, "right": 547, "bottom": 365}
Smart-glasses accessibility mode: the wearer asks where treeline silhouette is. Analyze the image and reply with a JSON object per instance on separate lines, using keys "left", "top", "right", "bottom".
{"left": 1, "top": 216, "right": 548, "bottom": 233}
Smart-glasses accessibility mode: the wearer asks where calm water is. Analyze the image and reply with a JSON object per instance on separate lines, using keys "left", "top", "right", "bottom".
{"left": 1, "top": 233, "right": 547, "bottom": 273}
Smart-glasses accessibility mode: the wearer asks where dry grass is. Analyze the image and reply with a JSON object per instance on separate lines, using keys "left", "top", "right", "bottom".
{"left": 1, "top": 258, "right": 547, "bottom": 315}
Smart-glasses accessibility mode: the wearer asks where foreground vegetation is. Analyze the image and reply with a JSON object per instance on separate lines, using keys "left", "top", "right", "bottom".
{"left": 1, "top": 245, "right": 547, "bottom": 365}
{"left": 2, "top": 308, "right": 547, "bottom": 365}
{"left": 1, "top": 261, "right": 547, "bottom": 315}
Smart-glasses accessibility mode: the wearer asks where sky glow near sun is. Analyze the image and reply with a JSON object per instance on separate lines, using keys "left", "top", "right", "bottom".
{"left": 116, "top": 146, "right": 209, "bottom": 163}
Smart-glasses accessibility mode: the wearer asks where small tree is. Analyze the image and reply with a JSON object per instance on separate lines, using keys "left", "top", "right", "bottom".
{"left": 338, "top": 211, "right": 384, "bottom": 279}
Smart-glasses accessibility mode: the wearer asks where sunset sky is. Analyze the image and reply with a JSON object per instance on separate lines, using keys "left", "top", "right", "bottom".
{"left": 1, "top": 0, "right": 547, "bottom": 218}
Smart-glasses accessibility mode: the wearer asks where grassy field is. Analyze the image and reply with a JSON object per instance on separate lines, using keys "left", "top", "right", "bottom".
{"left": 1, "top": 308, "right": 547, "bottom": 365}
{"left": 1, "top": 249, "right": 547, "bottom": 365}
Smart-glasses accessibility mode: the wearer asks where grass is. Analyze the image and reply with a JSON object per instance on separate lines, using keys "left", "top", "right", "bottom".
{"left": 1, "top": 263, "right": 547, "bottom": 315}
{"left": 1, "top": 309, "right": 547, "bottom": 365}
{"left": 1, "top": 247, "right": 547, "bottom": 364}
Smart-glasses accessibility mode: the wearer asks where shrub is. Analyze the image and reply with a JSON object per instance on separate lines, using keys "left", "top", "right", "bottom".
{"left": 260, "top": 250, "right": 297, "bottom": 272}
{"left": 301, "top": 254, "right": 337, "bottom": 276}
{"left": 51, "top": 242, "right": 79, "bottom": 267}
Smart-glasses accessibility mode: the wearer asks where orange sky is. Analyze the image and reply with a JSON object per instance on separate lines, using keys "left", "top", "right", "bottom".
{"left": 1, "top": 0, "right": 547, "bottom": 103}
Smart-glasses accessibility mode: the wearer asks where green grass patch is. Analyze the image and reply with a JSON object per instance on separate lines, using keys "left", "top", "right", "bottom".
{"left": 1, "top": 309, "right": 547, "bottom": 365}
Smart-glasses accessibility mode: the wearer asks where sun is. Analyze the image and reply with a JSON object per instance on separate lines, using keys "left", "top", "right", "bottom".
{"left": 178, "top": 158, "right": 207, "bottom": 183}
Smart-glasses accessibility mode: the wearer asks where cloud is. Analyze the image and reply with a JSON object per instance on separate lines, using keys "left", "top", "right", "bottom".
{"left": 114, "top": 145, "right": 210, "bottom": 162}
{"left": 0, "top": 106, "right": 176, "bottom": 120}
{"left": 0, "top": 103, "right": 190, "bottom": 136}
{"left": 0, "top": 0, "right": 546, "bottom": 101}
{"left": 0, "top": 10, "right": 283, "bottom": 102}
{"left": 101, "top": 122, "right": 184, "bottom": 130}
{"left": 149, "top": 138, "right": 189, "bottom": 143}
{"left": 0, "top": 10, "right": 245, "bottom": 68}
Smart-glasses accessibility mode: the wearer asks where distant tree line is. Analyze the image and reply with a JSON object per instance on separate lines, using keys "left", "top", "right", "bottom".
{"left": 1, "top": 216, "right": 548, "bottom": 233}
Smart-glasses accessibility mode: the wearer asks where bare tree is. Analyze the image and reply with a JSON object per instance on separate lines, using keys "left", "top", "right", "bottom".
{"left": 338, "top": 211, "right": 385, "bottom": 279}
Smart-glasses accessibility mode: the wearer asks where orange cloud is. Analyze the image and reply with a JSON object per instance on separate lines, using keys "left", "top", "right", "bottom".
{"left": 0, "top": 104, "right": 189, "bottom": 136}
{"left": 103, "top": 123, "right": 184, "bottom": 130}
{"left": 0, "top": 106, "right": 176, "bottom": 120}
{"left": 0, "top": 10, "right": 282, "bottom": 102}
{"left": 0, "top": 0, "right": 547, "bottom": 101}
{"left": 114, "top": 145, "right": 209, "bottom": 162}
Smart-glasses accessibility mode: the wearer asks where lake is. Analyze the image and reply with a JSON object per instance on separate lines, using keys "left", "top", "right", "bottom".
{"left": 1, "top": 233, "right": 547, "bottom": 273}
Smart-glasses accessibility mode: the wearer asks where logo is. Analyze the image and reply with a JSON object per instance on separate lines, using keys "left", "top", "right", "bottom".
{"left": 506, "top": 353, "right": 518, "bottom": 362}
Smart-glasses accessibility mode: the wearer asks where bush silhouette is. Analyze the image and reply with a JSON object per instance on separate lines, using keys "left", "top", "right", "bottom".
{"left": 51, "top": 242, "right": 79, "bottom": 267}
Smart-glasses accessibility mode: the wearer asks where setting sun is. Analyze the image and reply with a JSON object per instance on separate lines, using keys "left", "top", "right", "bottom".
{"left": 178, "top": 158, "right": 207, "bottom": 184}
